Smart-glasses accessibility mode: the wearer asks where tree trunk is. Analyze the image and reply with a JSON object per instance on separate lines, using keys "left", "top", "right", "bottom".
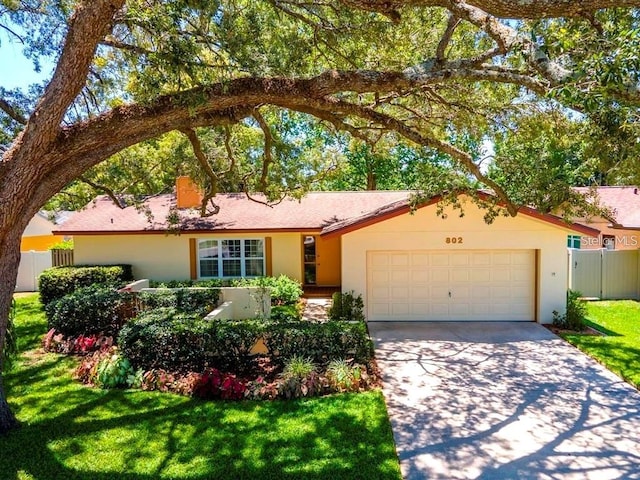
{"left": 0, "top": 218, "right": 24, "bottom": 434}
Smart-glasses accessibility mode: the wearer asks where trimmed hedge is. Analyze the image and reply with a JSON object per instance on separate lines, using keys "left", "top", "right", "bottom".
{"left": 118, "top": 309, "right": 263, "bottom": 372}
{"left": 39, "top": 265, "right": 133, "bottom": 306}
{"left": 46, "top": 285, "right": 135, "bottom": 337}
{"left": 118, "top": 312, "right": 373, "bottom": 373}
{"left": 263, "top": 321, "right": 373, "bottom": 365}
{"left": 138, "top": 288, "right": 220, "bottom": 316}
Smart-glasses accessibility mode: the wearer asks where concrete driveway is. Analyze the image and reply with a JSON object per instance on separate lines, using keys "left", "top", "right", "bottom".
{"left": 368, "top": 322, "right": 640, "bottom": 480}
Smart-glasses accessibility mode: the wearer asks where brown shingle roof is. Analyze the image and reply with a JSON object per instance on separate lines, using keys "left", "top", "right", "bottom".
{"left": 55, "top": 191, "right": 410, "bottom": 234}
{"left": 575, "top": 186, "right": 640, "bottom": 228}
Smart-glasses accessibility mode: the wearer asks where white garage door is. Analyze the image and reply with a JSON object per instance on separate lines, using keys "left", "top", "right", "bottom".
{"left": 367, "top": 250, "right": 535, "bottom": 321}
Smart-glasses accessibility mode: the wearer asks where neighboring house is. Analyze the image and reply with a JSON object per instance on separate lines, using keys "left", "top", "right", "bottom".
{"left": 16, "top": 212, "right": 70, "bottom": 291}
{"left": 55, "top": 177, "right": 597, "bottom": 324}
{"left": 568, "top": 186, "right": 640, "bottom": 250}
{"left": 21, "top": 212, "right": 66, "bottom": 252}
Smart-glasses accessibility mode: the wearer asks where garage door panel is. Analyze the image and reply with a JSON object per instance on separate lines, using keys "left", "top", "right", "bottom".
{"left": 472, "top": 285, "right": 491, "bottom": 298}
{"left": 391, "top": 270, "right": 410, "bottom": 283}
{"left": 411, "top": 303, "right": 430, "bottom": 315}
{"left": 511, "top": 268, "right": 532, "bottom": 282}
{"left": 391, "top": 286, "right": 410, "bottom": 299}
{"left": 492, "top": 269, "right": 511, "bottom": 282}
{"left": 412, "top": 270, "right": 429, "bottom": 282}
{"left": 412, "top": 253, "right": 429, "bottom": 266}
{"left": 430, "top": 303, "right": 449, "bottom": 316}
{"left": 371, "top": 270, "right": 389, "bottom": 283}
{"left": 430, "top": 285, "right": 450, "bottom": 299}
{"left": 471, "top": 269, "right": 490, "bottom": 282}
{"left": 512, "top": 252, "right": 533, "bottom": 265}
{"left": 472, "top": 253, "right": 492, "bottom": 266}
{"left": 391, "top": 254, "right": 409, "bottom": 266}
{"left": 431, "top": 269, "right": 450, "bottom": 282}
{"left": 451, "top": 269, "right": 470, "bottom": 282}
{"left": 367, "top": 250, "right": 534, "bottom": 322}
{"left": 492, "top": 252, "right": 512, "bottom": 265}
{"left": 370, "top": 253, "right": 389, "bottom": 266}
{"left": 391, "top": 304, "right": 410, "bottom": 316}
{"left": 431, "top": 254, "right": 450, "bottom": 266}
{"left": 371, "top": 286, "right": 390, "bottom": 299}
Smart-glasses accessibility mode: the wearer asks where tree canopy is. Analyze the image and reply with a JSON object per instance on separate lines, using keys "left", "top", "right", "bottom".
{"left": 1, "top": 0, "right": 640, "bottom": 432}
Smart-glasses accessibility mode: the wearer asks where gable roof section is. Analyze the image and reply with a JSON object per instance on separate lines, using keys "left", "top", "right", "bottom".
{"left": 320, "top": 192, "right": 600, "bottom": 237}
{"left": 55, "top": 191, "right": 410, "bottom": 234}
{"left": 56, "top": 189, "right": 600, "bottom": 237}
{"left": 575, "top": 186, "right": 640, "bottom": 229}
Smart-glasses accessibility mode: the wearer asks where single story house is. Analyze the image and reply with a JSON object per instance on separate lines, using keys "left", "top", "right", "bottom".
{"left": 55, "top": 177, "right": 598, "bottom": 324}
{"left": 21, "top": 212, "right": 67, "bottom": 252}
{"left": 569, "top": 186, "right": 640, "bottom": 250}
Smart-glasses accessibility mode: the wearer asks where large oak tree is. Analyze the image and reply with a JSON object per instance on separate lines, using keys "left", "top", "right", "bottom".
{"left": 1, "top": 0, "right": 640, "bottom": 433}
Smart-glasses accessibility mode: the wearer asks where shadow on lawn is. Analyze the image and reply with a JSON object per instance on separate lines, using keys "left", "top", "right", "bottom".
{"left": 1, "top": 352, "right": 400, "bottom": 480}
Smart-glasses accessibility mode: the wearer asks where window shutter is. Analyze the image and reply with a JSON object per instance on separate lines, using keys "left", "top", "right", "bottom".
{"left": 265, "top": 237, "right": 272, "bottom": 276}
{"left": 189, "top": 238, "right": 197, "bottom": 280}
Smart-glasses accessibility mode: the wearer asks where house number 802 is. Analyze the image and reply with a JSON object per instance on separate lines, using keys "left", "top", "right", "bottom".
{"left": 446, "top": 237, "right": 463, "bottom": 244}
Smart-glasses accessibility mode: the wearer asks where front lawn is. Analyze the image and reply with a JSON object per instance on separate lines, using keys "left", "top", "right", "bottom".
{"left": 560, "top": 300, "right": 640, "bottom": 388}
{"left": 1, "top": 294, "right": 401, "bottom": 480}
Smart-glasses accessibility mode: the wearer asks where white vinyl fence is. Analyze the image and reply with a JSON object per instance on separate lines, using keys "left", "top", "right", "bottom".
{"left": 568, "top": 249, "right": 640, "bottom": 300}
{"left": 15, "top": 251, "right": 52, "bottom": 292}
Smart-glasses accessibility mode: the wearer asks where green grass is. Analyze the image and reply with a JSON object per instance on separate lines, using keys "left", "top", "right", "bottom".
{"left": 561, "top": 300, "right": 640, "bottom": 388}
{"left": 1, "top": 294, "right": 401, "bottom": 480}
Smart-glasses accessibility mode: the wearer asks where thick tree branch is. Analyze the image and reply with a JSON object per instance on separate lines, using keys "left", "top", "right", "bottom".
{"left": 7, "top": 0, "right": 125, "bottom": 155}
{"left": 252, "top": 109, "right": 275, "bottom": 192}
{"left": 339, "top": 0, "right": 640, "bottom": 19}
{"left": 436, "top": 13, "right": 460, "bottom": 62}
{"left": 0, "top": 99, "right": 27, "bottom": 125}
{"left": 180, "top": 128, "right": 221, "bottom": 217}
{"left": 79, "top": 176, "right": 125, "bottom": 208}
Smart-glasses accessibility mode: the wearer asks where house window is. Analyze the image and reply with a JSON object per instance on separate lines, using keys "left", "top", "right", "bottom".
{"left": 603, "top": 235, "right": 615, "bottom": 250}
{"left": 567, "top": 235, "right": 581, "bottom": 249}
{"left": 198, "top": 239, "right": 264, "bottom": 278}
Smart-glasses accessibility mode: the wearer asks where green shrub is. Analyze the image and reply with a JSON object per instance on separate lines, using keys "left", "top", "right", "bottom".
{"left": 46, "top": 285, "right": 134, "bottom": 337}
{"left": 75, "top": 347, "right": 140, "bottom": 388}
{"left": 119, "top": 308, "right": 372, "bottom": 373}
{"left": 234, "top": 275, "right": 303, "bottom": 305}
{"left": 138, "top": 288, "right": 220, "bottom": 315}
{"left": 279, "top": 356, "right": 325, "bottom": 399}
{"left": 95, "top": 352, "right": 138, "bottom": 389}
{"left": 48, "top": 239, "right": 74, "bottom": 250}
{"left": 118, "top": 310, "right": 263, "bottom": 372}
{"left": 326, "top": 359, "right": 362, "bottom": 392}
{"left": 39, "top": 265, "right": 133, "bottom": 306}
{"left": 263, "top": 320, "right": 373, "bottom": 365}
{"left": 270, "top": 304, "right": 302, "bottom": 322}
{"left": 328, "top": 290, "right": 365, "bottom": 322}
{"left": 553, "top": 290, "right": 587, "bottom": 331}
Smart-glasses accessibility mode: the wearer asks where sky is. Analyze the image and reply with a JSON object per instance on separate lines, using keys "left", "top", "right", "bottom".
{"left": 0, "top": 31, "right": 53, "bottom": 90}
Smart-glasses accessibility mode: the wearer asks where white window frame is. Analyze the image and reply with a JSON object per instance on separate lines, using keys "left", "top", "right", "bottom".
{"left": 197, "top": 238, "right": 265, "bottom": 279}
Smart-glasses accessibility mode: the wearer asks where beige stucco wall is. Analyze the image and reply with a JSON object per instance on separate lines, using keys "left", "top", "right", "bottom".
{"left": 73, "top": 232, "right": 304, "bottom": 282}
{"left": 340, "top": 200, "right": 579, "bottom": 324}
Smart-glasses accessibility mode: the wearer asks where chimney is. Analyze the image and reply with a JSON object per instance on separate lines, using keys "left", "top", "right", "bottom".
{"left": 176, "top": 176, "right": 203, "bottom": 209}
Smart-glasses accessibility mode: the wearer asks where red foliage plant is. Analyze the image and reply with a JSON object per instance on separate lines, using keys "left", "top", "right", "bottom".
{"left": 194, "top": 368, "right": 246, "bottom": 400}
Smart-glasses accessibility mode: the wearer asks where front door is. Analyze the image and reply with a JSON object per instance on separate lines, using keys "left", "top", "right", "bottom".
{"left": 302, "top": 235, "right": 341, "bottom": 286}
